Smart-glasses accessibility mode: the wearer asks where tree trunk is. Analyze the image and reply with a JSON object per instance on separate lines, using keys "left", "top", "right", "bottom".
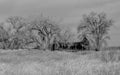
{"left": 43, "top": 37, "right": 50, "bottom": 50}
{"left": 95, "top": 36, "right": 100, "bottom": 51}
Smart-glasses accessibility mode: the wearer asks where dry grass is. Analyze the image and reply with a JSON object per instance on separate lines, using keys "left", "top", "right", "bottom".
{"left": 90, "top": 50, "right": 120, "bottom": 63}
{"left": 0, "top": 49, "right": 119, "bottom": 75}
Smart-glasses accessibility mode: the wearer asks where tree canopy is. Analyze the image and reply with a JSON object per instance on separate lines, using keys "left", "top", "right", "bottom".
{"left": 77, "top": 12, "right": 113, "bottom": 50}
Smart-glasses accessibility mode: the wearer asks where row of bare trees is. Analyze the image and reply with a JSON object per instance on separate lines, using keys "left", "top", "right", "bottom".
{"left": 0, "top": 12, "right": 113, "bottom": 51}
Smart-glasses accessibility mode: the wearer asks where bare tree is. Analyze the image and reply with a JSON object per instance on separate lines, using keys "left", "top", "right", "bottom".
{"left": 29, "top": 17, "right": 60, "bottom": 50}
{"left": 5, "top": 16, "right": 29, "bottom": 49}
{"left": 56, "top": 30, "right": 74, "bottom": 49}
{"left": 6, "top": 16, "right": 27, "bottom": 33}
{"left": 77, "top": 12, "right": 113, "bottom": 51}
{"left": 59, "top": 30, "right": 73, "bottom": 43}
{"left": 0, "top": 24, "right": 10, "bottom": 49}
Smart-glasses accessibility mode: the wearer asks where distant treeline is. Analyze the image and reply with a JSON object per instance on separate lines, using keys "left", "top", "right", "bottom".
{"left": 0, "top": 12, "right": 114, "bottom": 51}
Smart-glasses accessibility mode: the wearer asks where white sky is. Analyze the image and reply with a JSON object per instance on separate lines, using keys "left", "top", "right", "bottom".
{"left": 0, "top": 0, "right": 120, "bottom": 46}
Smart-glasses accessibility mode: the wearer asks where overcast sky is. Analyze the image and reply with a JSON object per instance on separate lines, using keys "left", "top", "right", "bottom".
{"left": 0, "top": 0, "right": 120, "bottom": 46}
